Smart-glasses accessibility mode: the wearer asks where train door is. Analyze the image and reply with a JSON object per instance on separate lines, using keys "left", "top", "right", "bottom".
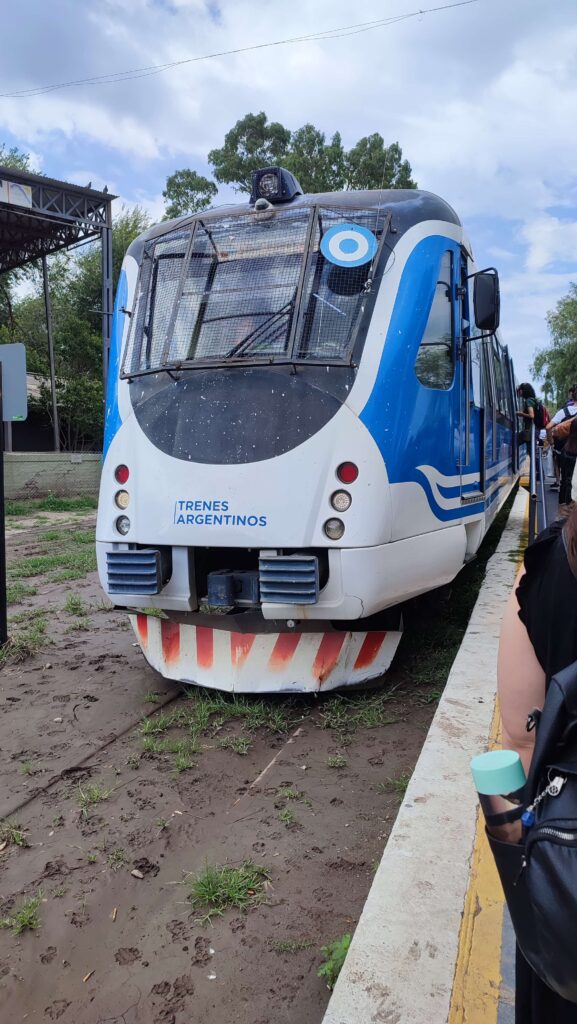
{"left": 459, "top": 251, "right": 484, "bottom": 502}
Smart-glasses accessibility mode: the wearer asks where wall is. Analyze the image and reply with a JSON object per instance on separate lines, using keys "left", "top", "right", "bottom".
{"left": 3, "top": 452, "right": 101, "bottom": 499}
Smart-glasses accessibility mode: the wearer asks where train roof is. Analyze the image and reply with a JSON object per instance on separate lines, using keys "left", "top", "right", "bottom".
{"left": 134, "top": 188, "right": 461, "bottom": 253}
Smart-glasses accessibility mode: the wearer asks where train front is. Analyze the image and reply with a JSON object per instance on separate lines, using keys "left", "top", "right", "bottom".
{"left": 97, "top": 169, "right": 450, "bottom": 692}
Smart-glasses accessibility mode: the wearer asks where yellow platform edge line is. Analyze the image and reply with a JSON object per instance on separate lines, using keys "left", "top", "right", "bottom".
{"left": 448, "top": 491, "right": 528, "bottom": 1024}
{"left": 448, "top": 701, "right": 504, "bottom": 1024}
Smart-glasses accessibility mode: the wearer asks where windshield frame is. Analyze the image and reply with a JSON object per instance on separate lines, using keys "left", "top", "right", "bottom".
{"left": 120, "top": 204, "right": 392, "bottom": 379}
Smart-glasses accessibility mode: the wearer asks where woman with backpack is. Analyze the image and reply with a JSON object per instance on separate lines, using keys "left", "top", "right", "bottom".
{"left": 498, "top": 502, "right": 577, "bottom": 1021}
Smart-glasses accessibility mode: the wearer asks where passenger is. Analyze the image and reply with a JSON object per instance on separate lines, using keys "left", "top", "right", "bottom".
{"left": 497, "top": 502, "right": 577, "bottom": 1022}
{"left": 558, "top": 417, "right": 577, "bottom": 506}
{"left": 516, "top": 382, "right": 538, "bottom": 437}
{"left": 546, "top": 387, "right": 577, "bottom": 490}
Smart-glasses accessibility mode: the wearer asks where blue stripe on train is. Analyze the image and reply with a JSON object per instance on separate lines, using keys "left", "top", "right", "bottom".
{"left": 103, "top": 270, "right": 128, "bottom": 458}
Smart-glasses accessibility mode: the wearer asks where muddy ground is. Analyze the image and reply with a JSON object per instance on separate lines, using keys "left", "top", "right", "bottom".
{"left": 0, "top": 508, "right": 452, "bottom": 1024}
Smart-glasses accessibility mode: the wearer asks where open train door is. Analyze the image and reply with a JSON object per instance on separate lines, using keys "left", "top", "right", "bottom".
{"left": 458, "top": 249, "right": 485, "bottom": 505}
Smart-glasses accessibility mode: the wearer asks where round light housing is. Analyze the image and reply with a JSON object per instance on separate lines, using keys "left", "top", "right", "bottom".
{"left": 115, "top": 515, "right": 131, "bottom": 536}
{"left": 259, "top": 172, "right": 278, "bottom": 198}
{"left": 324, "top": 518, "right": 345, "bottom": 540}
{"left": 331, "top": 490, "right": 351, "bottom": 512}
{"left": 337, "top": 462, "right": 358, "bottom": 484}
{"left": 115, "top": 489, "right": 130, "bottom": 510}
{"left": 115, "top": 464, "right": 130, "bottom": 484}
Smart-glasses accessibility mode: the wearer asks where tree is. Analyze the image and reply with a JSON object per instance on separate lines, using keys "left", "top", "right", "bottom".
{"left": 162, "top": 169, "right": 218, "bottom": 219}
{"left": 0, "top": 143, "right": 32, "bottom": 172}
{"left": 208, "top": 112, "right": 292, "bottom": 193}
{"left": 532, "top": 283, "right": 577, "bottom": 406}
{"left": 283, "top": 125, "right": 346, "bottom": 194}
{"left": 4, "top": 206, "right": 151, "bottom": 449}
{"left": 345, "top": 136, "right": 416, "bottom": 190}
{"left": 206, "top": 112, "right": 417, "bottom": 195}
{"left": 0, "top": 143, "right": 35, "bottom": 335}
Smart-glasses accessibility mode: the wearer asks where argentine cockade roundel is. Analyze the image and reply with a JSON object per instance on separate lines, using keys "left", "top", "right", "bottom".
{"left": 320, "top": 223, "right": 378, "bottom": 268}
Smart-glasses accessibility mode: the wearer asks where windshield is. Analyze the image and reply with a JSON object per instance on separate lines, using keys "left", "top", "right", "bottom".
{"left": 123, "top": 204, "right": 387, "bottom": 374}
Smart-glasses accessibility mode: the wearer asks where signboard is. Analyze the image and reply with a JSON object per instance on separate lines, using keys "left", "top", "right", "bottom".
{"left": 0, "top": 178, "right": 33, "bottom": 208}
{"left": 0, "top": 343, "right": 27, "bottom": 421}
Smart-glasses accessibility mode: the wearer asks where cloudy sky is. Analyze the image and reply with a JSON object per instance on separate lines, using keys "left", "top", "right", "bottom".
{"left": 0, "top": 0, "right": 575, "bottom": 384}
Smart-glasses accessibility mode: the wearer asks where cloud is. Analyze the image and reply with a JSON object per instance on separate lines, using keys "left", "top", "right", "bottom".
{"left": 1, "top": 0, "right": 576, "bottom": 389}
{"left": 522, "top": 215, "right": 577, "bottom": 273}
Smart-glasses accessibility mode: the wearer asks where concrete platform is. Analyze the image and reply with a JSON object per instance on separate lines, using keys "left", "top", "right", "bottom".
{"left": 322, "top": 488, "right": 528, "bottom": 1024}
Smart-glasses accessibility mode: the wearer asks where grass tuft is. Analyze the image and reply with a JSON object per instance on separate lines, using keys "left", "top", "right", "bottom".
{"left": 326, "top": 754, "right": 348, "bottom": 769}
{"left": 0, "top": 820, "right": 28, "bottom": 847}
{"left": 78, "top": 784, "right": 110, "bottom": 817}
{"left": 64, "top": 594, "right": 88, "bottom": 616}
{"left": 270, "top": 938, "right": 314, "bottom": 954}
{"left": 0, "top": 893, "right": 43, "bottom": 935}
{"left": 218, "top": 736, "right": 252, "bottom": 756}
{"left": 6, "top": 581, "right": 37, "bottom": 605}
{"left": 188, "top": 861, "right": 269, "bottom": 922}
{"left": 378, "top": 771, "right": 412, "bottom": 797}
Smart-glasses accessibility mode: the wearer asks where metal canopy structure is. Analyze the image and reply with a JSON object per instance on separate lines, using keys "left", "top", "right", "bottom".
{"left": 0, "top": 165, "right": 115, "bottom": 272}
{"left": 0, "top": 165, "right": 117, "bottom": 451}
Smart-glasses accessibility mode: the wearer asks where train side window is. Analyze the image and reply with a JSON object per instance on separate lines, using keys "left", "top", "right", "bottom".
{"left": 470, "top": 339, "right": 482, "bottom": 407}
{"left": 492, "top": 339, "right": 510, "bottom": 418}
{"left": 415, "top": 251, "right": 454, "bottom": 390}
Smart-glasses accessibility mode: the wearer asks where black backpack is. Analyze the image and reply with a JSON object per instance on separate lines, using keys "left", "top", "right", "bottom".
{"left": 488, "top": 660, "right": 577, "bottom": 1001}
{"left": 554, "top": 405, "right": 577, "bottom": 454}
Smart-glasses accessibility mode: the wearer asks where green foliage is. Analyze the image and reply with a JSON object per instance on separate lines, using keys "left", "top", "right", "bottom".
{"left": 217, "top": 735, "right": 252, "bottom": 755}
{"left": 207, "top": 111, "right": 416, "bottom": 195}
{"left": 0, "top": 143, "right": 33, "bottom": 171}
{"left": 5, "top": 494, "right": 97, "bottom": 515}
{"left": 317, "top": 933, "right": 351, "bottom": 990}
{"left": 188, "top": 861, "right": 269, "bottom": 921}
{"left": 163, "top": 169, "right": 218, "bottom": 218}
{"left": 0, "top": 893, "right": 42, "bottom": 935}
{"left": 378, "top": 771, "right": 412, "bottom": 796}
{"left": 326, "top": 754, "right": 348, "bottom": 769}
{"left": 532, "top": 282, "right": 577, "bottom": 404}
{"left": 1, "top": 207, "right": 150, "bottom": 450}
{"left": 78, "top": 783, "right": 110, "bottom": 816}
{"left": 208, "top": 112, "right": 292, "bottom": 193}
{"left": 6, "top": 581, "right": 37, "bottom": 605}
{"left": 270, "top": 938, "right": 314, "bottom": 953}
{"left": 345, "top": 136, "right": 416, "bottom": 190}
{"left": 283, "top": 124, "right": 346, "bottom": 193}
{"left": 0, "top": 820, "right": 28, "bottom": 847}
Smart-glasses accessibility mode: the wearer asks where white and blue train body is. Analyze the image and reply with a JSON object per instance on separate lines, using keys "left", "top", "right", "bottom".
{"left": 97, "top": 168, "right": 519, "bottom": 692}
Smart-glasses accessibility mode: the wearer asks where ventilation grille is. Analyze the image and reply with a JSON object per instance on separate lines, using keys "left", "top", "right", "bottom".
{"left": 259, "top": 554, "right": 319, "bottom": 605}
{"left": 106, "top": 549, "right": 163, "bottom": 595}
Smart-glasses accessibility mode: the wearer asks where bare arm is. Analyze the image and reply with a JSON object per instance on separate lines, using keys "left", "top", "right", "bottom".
{"left": 497, "top": 568, "right": 546, "bottom": 775}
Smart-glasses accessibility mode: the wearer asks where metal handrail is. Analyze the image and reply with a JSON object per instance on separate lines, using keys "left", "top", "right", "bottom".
{"left": 539, "top": 443, "right": 548, "bottom": 533}
{"left": 528, "top": 421, "right": 538, "bottom": 544}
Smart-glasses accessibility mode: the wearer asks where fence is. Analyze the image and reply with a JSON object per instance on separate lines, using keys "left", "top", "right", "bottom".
{"left": 3, "top": 452, "right": 101, "bottom": 500}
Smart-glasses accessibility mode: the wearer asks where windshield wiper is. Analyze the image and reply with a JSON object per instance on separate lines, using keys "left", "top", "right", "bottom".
{"left": 225, "top": 299, "right": 294, "bottom": 358}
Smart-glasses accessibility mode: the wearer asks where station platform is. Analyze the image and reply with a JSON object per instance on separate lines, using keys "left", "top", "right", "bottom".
{"left": 322, "top": 485, "right": 541, "bottom": 1024}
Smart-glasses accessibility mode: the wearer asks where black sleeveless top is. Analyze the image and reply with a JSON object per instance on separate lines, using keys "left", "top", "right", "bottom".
{"left": 517, "top": 521, "right": 577, "bottom": 683}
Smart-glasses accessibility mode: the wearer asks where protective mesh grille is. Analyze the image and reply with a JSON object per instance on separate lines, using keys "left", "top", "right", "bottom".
{"left": 295, "top": 208, "right": 382, "bottom": 361}
{"left": 124, "top": 204, "right": 387, "bottom": 373}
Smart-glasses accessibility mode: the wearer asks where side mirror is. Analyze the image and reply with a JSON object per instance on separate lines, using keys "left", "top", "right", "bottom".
{"left": 473, "top": 270, "right": 500, "bottom": 332}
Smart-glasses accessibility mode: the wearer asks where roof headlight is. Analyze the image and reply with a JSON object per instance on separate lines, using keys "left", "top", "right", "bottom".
{"left": 259, "top": 172, "right": 279, "bottom": 198}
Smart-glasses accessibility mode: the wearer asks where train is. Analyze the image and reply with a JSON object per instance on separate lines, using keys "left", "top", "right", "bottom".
{"left": 96, "top": 166, "right": 520, "bottom": 693}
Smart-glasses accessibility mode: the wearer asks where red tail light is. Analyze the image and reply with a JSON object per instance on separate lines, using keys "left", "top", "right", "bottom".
{"left": 337, "top": 462, "right": 358, "bottom": 484}
{"left": 115, "top": 464, "right": 130, "bottom": 484}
